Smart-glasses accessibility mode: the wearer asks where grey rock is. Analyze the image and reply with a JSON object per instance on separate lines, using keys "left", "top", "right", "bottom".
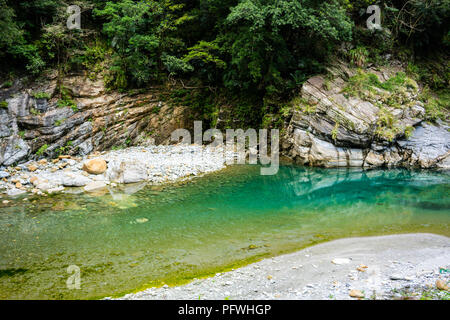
{"left": 107, "top": 160, "right": 149, "bottom": 184}
{"left": 397, "top": 122, "right": 450, "bottom": 168}
{"left": 0, "top": 170, "right": 10, "bottom": 178}
{"left": 0, "top": 111, "right": 15, "bottom": 138}
{"left": 7, "top": 187, "right": 26, "bottom": 196}
{"left": 61, "top": 172, "right": 92, "bottom": 187}
{"left": 77, "top": 138, "right": 94, "bottom": 156}
{"left": 34, "top": 98, "right": 49, "bottom": 113}
{"left": 6, "top": 93, "right": 30, "bottom": 117}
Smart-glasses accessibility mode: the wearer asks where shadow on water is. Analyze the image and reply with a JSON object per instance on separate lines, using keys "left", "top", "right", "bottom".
{"left": 0, "top": 268, "right": 28, "bottom": 278}
{"left": 413, "top": 201, "right": 450, "bottom": 210}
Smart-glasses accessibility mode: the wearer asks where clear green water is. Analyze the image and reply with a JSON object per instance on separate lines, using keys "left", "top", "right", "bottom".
{"left": 0, "top": 165, "right": 449, "bottom": 299}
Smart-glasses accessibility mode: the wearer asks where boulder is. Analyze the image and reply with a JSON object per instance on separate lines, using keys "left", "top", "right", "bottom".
{"left": 82, "top": 158, "right": 107, "bottom": 175}
{"left": 397, "top": 121, "right": 450, "bottom": 168}
{"left": 106, "top": 160, "right": 148, "bottom": 184}
{"left": 349, "top": 289, "right": 364, "bottom": 298}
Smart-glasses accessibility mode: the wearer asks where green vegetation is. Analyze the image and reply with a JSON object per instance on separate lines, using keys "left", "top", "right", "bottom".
{"left": 344, "top": 71, "right": 416, "bottom": 97}
{"left": 374, "top": 106, "right": 415, "bottom": 142}
{"left": 420, "top": 88, "right": 450, "bottom": 122}
{"left": 2, "top": 80, "right": 13, "bottom": 88}
{"left": 348, "top": 46, "right": 369, "bottom": 67}
{"left": 292, "top": 97, "right": 317, "bottom": 115}
{"left": 420, "top": 288, "right": 450, "bottom": 300}
{"left": 332, "top": 122, "right": 340, "bottom": 141}
{"left": 57, "top": 98, "right": 77, "bottom": 110}
{"left": 56, "top": 141, "right": 73, "bottom": 156}
{"left": 56, "top": 85, "right": 78, "bottom": 111}
{"left": 54, "top": 118, "right": 66, "bottom": 126}
{"left": 30, "top": 108, "right": 40, "bottom": 115}
{"left": 0, "top": 101, "right": 8, "bottom": 109}
{"left": 0, "top": 0, "right": 448, "bottom": 125}
{"left": 342, "top": 70, "right": 422, "bottom": 113}
{"left": 32, "top": 92, "right": 51, "bottom": 99}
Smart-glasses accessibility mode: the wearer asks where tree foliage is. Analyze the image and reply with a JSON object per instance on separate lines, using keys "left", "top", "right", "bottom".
{"left": 0, "top": 0, "right": 448, "bottom": 102}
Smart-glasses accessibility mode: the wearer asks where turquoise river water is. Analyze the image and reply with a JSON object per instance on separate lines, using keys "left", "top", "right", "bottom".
{"left": 0, "top": 165, "right": 449, "bottom": 299}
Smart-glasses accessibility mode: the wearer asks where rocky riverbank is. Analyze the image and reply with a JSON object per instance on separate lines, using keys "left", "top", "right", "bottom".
{"left": 115, "top": 234, "right": 450, "bottom": 300}
{"left": 0, "top": 145, "right": 232, "bottom": 198}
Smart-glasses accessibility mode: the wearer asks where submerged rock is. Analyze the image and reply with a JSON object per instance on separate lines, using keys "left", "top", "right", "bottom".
{"left": 136, "top": 218, "right": 149, "bottom": 224}
{"left": 7, "top": 187, "right": 26, "bottom": 196}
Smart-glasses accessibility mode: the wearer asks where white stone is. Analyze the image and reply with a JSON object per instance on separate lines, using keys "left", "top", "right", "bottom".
{"left": 332, "top": 258, "right": 351, "bottom": 265}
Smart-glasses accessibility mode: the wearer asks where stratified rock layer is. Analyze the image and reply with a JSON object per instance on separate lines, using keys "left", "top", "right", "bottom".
{"left": 0, "top": 75, "right": 195, "bottom": 166}
{"left": 282, "top": 63, "right": 449, "bottom": 169}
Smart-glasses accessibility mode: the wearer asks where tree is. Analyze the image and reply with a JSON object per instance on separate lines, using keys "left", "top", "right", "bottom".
{"left": 94, "top": 0, "right": 194, "bottom": 88}
{"left": 219, "top": 0, "right": 353, "bottom": 97}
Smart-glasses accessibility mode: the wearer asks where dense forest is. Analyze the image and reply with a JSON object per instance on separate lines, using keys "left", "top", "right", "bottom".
{"left": 0, "top": 0, "right": 449, "bottom": 127}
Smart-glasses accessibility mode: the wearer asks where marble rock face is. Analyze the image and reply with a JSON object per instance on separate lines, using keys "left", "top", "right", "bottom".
{"left": 0, "top": 75, "right": 196, "bottom": 166}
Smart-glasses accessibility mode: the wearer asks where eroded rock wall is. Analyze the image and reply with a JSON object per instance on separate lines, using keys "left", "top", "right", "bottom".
{"left": 0, "top": 75, "right": 194, "bottom": 166}
{"left": 282, "top": 63, "right": 450, "bottom": 169}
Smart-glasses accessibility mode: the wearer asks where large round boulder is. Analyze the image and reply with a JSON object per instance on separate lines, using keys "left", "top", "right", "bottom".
{"left": 82, "top": 158, "right": 107, "bottom": 175}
